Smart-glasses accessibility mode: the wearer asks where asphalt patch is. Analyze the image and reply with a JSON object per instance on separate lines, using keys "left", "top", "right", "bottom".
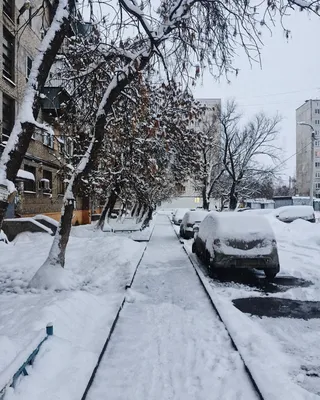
{"left": 233, "top": 297, "right": 320, "bottom": 319}
{"left": 211, "top": 269, "right": 312, "bottom": 294}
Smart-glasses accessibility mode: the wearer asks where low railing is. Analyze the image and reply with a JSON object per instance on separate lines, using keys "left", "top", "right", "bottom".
{"left": 0, "top": 323, "right": 53, "bottom": 399}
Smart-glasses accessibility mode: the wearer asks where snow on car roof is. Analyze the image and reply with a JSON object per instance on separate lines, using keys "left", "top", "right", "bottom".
{"left": 183, "top": 210, "right": 208, "bottom": 223}
{"left": 204, "top": 211, "right": 274, "bottom": 240}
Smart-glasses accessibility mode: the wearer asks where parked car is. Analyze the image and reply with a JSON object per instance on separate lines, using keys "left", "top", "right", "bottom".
{"left": 179, "top": 210, "right": 209, "bottom": 239}
{"left": 272, "top": 205, "right": 315, "bottom": 223}
{"left": 172, "top": 208, "right": 191, "bottom": 225}
{"left": 192, "top": 212, "right": 280, "bottom": 279}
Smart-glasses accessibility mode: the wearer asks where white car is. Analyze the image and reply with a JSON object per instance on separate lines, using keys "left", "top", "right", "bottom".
{"left": 172, "top": 208, "right": 191, "bottom": 225}
{"left": 273, "top": 205, "right": 315, "bottom": 223}
{"left": 192, "top": 212, "right": 280, "bottom": 279}
{"left": 179, "top": 210, "right": 209, "bottom": 239}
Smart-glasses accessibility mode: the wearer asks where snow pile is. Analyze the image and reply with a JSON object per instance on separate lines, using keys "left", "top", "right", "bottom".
{"left": 0, "top": 227, "right": 145, "bottom": 400}
{"left": 33, "top": 215, "right": 59, "bottom": 227}
{"left": 0, "top": 230, "right": 8, "bottom": 243}
{"left": 16, "top": 169, "right": 35, "bottom": 181}
{"left": 269, "top": 216, "right": 320, "bottom": 249}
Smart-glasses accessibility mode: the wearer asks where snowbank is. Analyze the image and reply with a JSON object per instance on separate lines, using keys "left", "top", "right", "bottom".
{"left": 0, "top": 228, "right": 145, "bottom": 400}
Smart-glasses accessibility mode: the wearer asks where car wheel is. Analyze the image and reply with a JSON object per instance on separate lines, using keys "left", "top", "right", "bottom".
{"left": 192, "top": 241, "right": 196, "bottom": 253}
{"left": 180, "top": 229, "right": 184, "bottom": 238}
{"left": 264, "top": 265, "right": 280, "bottom": 280}
{"left": 204, "top": 250, "right": 211, "bottom": 267}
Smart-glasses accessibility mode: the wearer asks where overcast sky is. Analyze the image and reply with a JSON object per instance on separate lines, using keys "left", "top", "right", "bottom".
{"left": 193, "top": 10, "right": 320, "bottom": 182}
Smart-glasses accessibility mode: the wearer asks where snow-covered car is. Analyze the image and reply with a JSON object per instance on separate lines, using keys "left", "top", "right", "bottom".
{"left": 172, "top": 208, "right": 190, "bottom": 225}
{"left": 179, "top": 210, "right": 209, "bottom": 239}
{"left": 192, "top": 212, "right": 280, "bottom": 279}
{"left": 273, "top": 205, "right": 315, "bottom": 223}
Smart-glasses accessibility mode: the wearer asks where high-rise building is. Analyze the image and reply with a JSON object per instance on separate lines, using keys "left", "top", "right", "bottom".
{"left": 296, "top": 99, "right": 320, "bottom": 197}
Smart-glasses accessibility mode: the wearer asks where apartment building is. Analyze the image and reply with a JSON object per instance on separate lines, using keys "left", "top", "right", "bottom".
{"left": 296, "top": 99, "right": 320, "bottom": 198}
{"left": 161, "top": 98, "right": 222, "bottom": 209}
{"left": 0, "top": 0, "right": 90, "bottom": 224}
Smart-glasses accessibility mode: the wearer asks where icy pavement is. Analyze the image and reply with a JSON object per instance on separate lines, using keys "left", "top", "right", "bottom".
{"left": 87, "top": 215, "right": 258, "bottom": 400}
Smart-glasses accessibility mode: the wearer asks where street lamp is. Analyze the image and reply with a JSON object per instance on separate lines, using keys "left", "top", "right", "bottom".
{"left": 297, "top": 121, "right": 315, "bottom": 207}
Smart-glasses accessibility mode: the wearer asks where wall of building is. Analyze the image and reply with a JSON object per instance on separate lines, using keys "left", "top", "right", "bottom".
{"left": 296, "top": 99, "right": 320, "bottom": 197}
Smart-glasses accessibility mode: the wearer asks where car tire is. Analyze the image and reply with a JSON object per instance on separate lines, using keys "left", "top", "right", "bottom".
{"left": 204, "top": 250, "right": 211, "bottom": 267}
{"left": 192, "top": 241, "right": 197, "bottom": 253}
{"left": 264, "top": 265, "right": 280, "bottom": 280}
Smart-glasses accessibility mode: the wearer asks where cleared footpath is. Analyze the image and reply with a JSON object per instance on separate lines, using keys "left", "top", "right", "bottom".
{"left": 86, "top": 215, "right": 259, "bottom": 400}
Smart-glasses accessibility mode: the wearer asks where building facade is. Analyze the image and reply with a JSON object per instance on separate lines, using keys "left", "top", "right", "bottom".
{"left": 161, "top": 98, "right": 222, "bottom": 209}
{"left": 1, "top": 0, "right": 90, "bottom": 224}
{"left": 296, "top": 99, "right": 320, "bottom": 198}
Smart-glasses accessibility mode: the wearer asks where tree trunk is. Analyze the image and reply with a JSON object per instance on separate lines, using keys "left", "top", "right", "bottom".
{"left": 28, "top": 184, "right": 75, "bottom": 289}
{"left": 229, "top": 183, "right": 238, "bottom": 210}
{"left": 0, "top": 0, "right": 75, "bottom": 230}
{"left": 97, "top": 189, "right": 119, "bottom": 228}
{"left": 131, "top": 204, "right": 137, "bottom": 217}
{"left": 141, "top": 206, "right": 153, "bottom": 230}
{"left": 202, "top": 186, "right": 210, "bottom": 210}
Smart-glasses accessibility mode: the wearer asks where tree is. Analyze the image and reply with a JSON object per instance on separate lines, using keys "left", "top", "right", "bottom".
{"left": 2, "top": 0, "right": 320, "bottom": 228}
{"left": 192, "top": 104, "right": 225, "bottom": 210}
{"left": 220, "top": 101, "right": 282, "bottom": 209}
{"left": 0, "top": 0, "right": 318, "bottom": 288}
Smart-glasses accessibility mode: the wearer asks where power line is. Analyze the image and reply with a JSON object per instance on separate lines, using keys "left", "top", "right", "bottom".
{"left": 272, "top": 139, "right": 313, "bottom": 172}
{"left": 237, "top": 87, "right": 319, "bottom": 100}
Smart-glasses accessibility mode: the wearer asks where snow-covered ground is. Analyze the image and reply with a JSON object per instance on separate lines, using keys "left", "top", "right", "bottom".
{"left": 183, "top": 215, "right": 320, "bottom": 397}
{"left": 0, "top": 224, "right": 146, "bottom": 400}
{"left": 1, "top": 212, "right": 320, "bottom": 399}
{"left": 86, "top": 215, "right": 259, "bottom": 400}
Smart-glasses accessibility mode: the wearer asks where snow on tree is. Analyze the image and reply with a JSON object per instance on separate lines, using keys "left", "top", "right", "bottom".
{"left": 220, "top": 101, "right": 282, "bottom": 210}
{"left": 0, "top": 0, "right": 317, "bottom": 288}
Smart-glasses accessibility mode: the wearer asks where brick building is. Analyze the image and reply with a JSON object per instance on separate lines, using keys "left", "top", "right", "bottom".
{"left": 1, "top": 0, "right": 90, "bottom": 224}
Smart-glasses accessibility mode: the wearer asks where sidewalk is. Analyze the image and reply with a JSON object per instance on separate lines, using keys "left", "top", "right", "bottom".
{"left": 87, "top": 215, "right": 258, "bottom": 400}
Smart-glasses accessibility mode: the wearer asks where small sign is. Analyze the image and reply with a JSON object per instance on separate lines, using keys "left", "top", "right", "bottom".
{"left": 0, "top": 185, "right": 9, "bottom": 202}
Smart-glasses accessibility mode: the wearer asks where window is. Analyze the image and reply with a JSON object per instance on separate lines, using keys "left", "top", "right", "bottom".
{"left": 315, "top": 131, "right": 320, "bottom": 137}
{"left": 315, "top": 109, "right": 320, "bottom": 114}
{"left": 23, "top": 165, "right": 36, "bottom": 192}
{"left": 26, "top": 57, "right": 32, "bottom": 81}
{"left": 3, "top": 0, "right": 14, "bottom": 19}
{"left": 315, "top": 140, "right": 320, "bottom": 147}
{"left": 315, "top": 120, "right": 320, "bottom": 125}
{"left": 3, "top": 27, "right": 15, "bottom": 82}
{"left": 316, "top": 162, "right": 320, "bottom": 168}
{"left": 40, "top": 170, "right": 52, "bottom": 193}
{"left": 1, "top": 95, "right": 15, "bottom": 145}
{"left": 316, "top": 183, "right": 320, "bottom": 190}
{"left": 316, "top": 151, "right": 320, "bottom": 158}
{"left": 316, "top": 172, "right": 320, "bottom": 179}
{"left": 42, "top": 131, "right": 54, "bottom": 148}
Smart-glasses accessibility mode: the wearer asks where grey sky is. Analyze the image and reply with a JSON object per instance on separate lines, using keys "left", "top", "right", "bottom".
{"left": 193, "top": 10, "right": 320, "bottom": 181}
